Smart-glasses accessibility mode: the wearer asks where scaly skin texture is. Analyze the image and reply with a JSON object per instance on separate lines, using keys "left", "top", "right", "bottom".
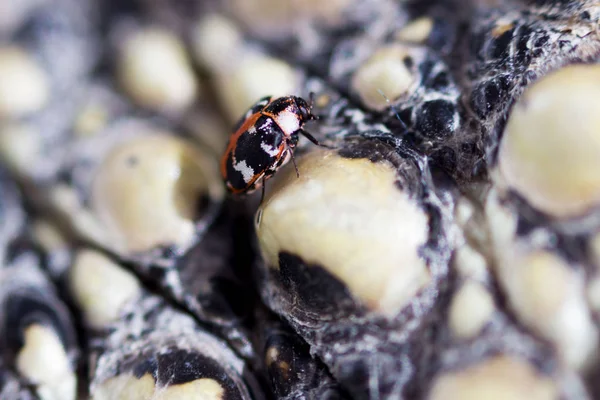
{"left": 1, "top": 0, "right": 600, "bottom": 399}
{"left": 463, "top": 0, "right": 600, "bottom": 167}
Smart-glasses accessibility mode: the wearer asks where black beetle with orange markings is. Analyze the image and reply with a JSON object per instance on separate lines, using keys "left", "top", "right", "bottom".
{"left": 220, "top": 95, "right": 322, "bottom": 199}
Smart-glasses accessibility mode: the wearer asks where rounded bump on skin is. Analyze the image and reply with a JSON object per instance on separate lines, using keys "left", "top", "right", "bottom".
{"left": 449, "top": 281, "right": 495, "bottom": 339}
{"left": 491, "top": 20, "right": 514, "bottom": 38}
{"left": 351, "top": 45, "right": 416, "bottom": 111}
{"left": 92, "top": 134, "right": 223, "bottom": 254}
{"left": 454, "top": 198, "right": 475, "bottom": 227}
{"left": 0, "top": 46, "right": 49, "bottom": 118}
{"left": 92, "top": 374, "right": 225, "bottom": 400}
{"left": 73, "top": 103, "right": 110, "bottom": 137}
{"left": 48, "top": 184, "right": 112, "bottom": 249}
{"left": 192, "top": 15, "right": 243, "bottom": 72}
{"left": 453, "top": 246, "right": 489, "bottom": 281}
{"left": 497, "top": 251, "right": 598, "bottom": 370}
{"left": 396, "top": 17, "right": 434, "bottom": 44}
{"left": 32, "top": 219, "right": 68, "bottom": 254}
{"left": 428, "top": 356, "right": 558, "bottom": 400}
{"left": 256, "top": 147, "right": 430, "bottom": 316}
{"left": 92, "top": 373, "right": 155, "bottom": 400}
{"left": 0, "top": 123, "right": 41, "bottom": 176}
{"left": 226, "top": 0, "right": 352, "bottom": 36}
{"left": 485, "top": 187, "right": 518, "bottom": 249}
{"left": 217, "top": 55, "right": 299, "bottom": 122}
{"left": 498, "top": 64, "right": 600, "bottom": 218}
{"left": 155, "top": 379, "right": 225, "bottom": 400}
{"left": 69, "top": 249, "right": 141, "bottom": 328}
{"left": 117, "top": 28, "right": 199, "bottom": 113}
{"left": 191, "top": 17, "right": 299, "bottom": 123}
{"left": 16, "top": 324, "right": 77, "bottom": 400}
{"left": 265, "top": 346, "right": 279, "bottom": 367}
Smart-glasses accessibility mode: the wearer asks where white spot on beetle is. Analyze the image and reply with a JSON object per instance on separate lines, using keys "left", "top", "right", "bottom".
{"left": 234, "top": 159, "right": 255, "bottom": 183}
{"left": 259, "top": 118, "right": 273, "bottom": 131}
{"left": 261, "top": 141, "right": 280, "bottom": 156}
{"left": 248, "top": 125, "right": 257, "bottom": 134}
{"left": 275, "top": 110, "right": 300, "bottom": 136}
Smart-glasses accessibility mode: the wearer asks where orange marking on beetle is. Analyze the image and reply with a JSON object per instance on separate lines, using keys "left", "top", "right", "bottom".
{"left": 220, "top": 111, "right": 262, "bottom": 179}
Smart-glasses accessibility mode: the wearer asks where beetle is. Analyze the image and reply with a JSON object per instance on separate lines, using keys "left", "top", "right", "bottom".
{"left": 220, "top": 95, "right": 323, "bottom": 201}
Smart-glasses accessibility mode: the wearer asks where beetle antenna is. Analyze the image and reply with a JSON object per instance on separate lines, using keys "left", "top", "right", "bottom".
{"left": 300, "top": 129, "right": 333, "bottom": 149}
{"left": 377, "top": 89, "right": 408, "bottom": 131}
{"left": 300, "top": 129, "right": 320, "bottom": 146}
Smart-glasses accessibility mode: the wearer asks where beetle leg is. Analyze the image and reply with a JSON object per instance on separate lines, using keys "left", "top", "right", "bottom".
{"left": 260, "top": 177, "right": 266, "bottom": 204}
{"left": 290, "top": 150, "right": 300, "bottom": 178}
